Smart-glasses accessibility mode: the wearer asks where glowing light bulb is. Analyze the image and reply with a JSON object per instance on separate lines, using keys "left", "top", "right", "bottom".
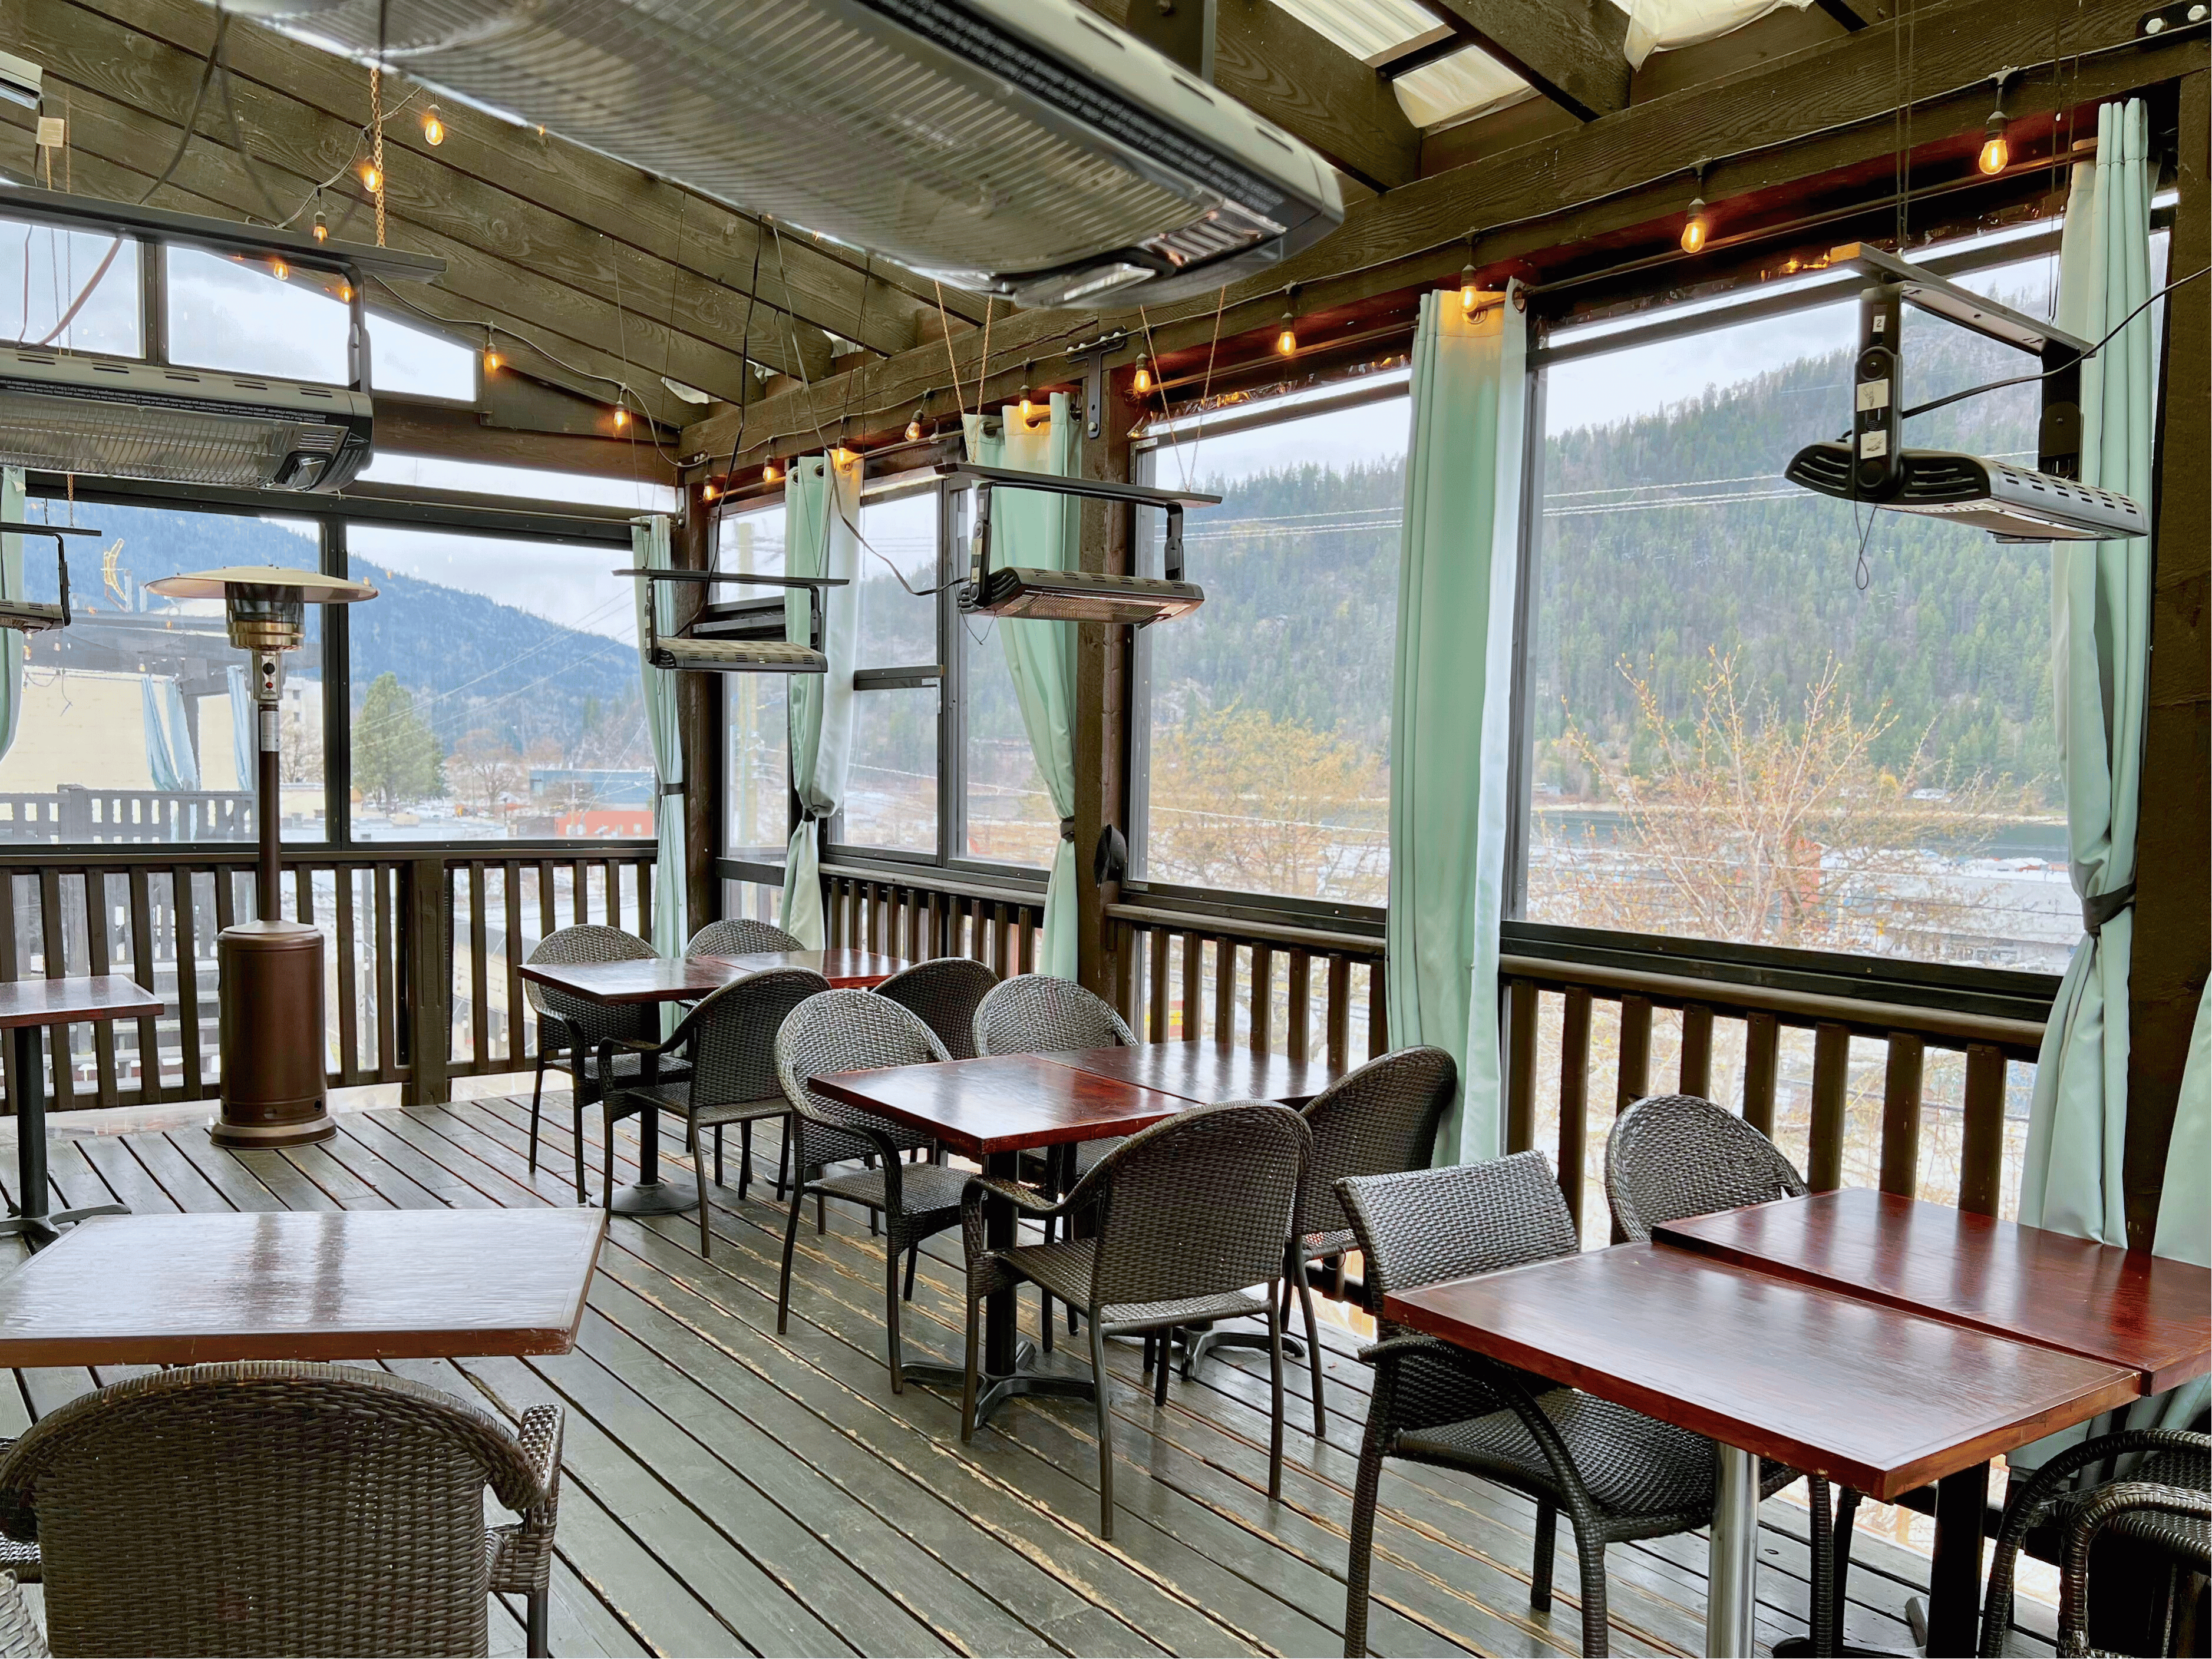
{"left": 422, "top": 108, "right": 444, "bottom": 146}
{"left": 1680, "top": 199, "right": 1709, "bottom": 255}
{"left": 1460, "top": 263, "right": 1479, "bottom": 312}
{"left": 1132, "top": 356, "right": 1152, "bottom": 395}
{"left": 361, "top": 163, "right": 381, "bottom": 193}
{"left": 905, "top": 408, "right": 925, "bottom": 443}
{"left": 483, "top": 347, "right": 500, "bottom": 374}
{"left": 1275, "top": 312, "right": 1298, "bottom": 356}
{"left": 312, "top": 211, "right": 328, "bottom": 242}
{"left": 613, "top": 407, "right": 629, "bottom": 429}
{"left": 762, "top": 460, "right": 782, "bottom": 485}
{"left": 1018, "top": 384, "right": 1036, "bottom": 424}
{"left": 1978, "top": 118, "right": 2010, "bottom": 176}
{"left": 338, "top": 283, "right": 354, "bottom": 303}
{"left": 702, "top": 483, "right": 719, "bottom": 502}
{"left": 832, "top": 442, "right": 856, "bottom": 465}
{"left": 271, "top": 259, "right": 288, "bottom": 281}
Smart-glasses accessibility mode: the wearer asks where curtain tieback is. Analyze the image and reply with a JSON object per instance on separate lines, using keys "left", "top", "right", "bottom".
{"left": 659, "top": 781, "right": 685, "bottom": 797}
{"left": 2083, "top": 882, "right": 2137, "bottom": 936}
{"left": 798, "top": 806, "right": 823, "bottom": 825}
{"left": 1058, "top": 816, "right": 1076, "bottom": 842}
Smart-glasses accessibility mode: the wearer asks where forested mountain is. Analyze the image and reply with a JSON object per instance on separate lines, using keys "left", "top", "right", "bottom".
{"left": 1160, "top": 301, "right": 2061, "bottom": 805}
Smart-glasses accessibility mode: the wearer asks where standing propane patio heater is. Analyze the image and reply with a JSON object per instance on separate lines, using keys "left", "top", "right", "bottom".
{"left": 144, "top": 566, "right": 377, "bottom": 1146}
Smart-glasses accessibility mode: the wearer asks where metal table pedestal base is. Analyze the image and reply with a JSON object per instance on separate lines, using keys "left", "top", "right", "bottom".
{"left": 904, "top": 1339, "right": 1096, "bottom": 1430}
{"left": 1706, "top": 1442, "right": 1761, "bottom": 1657}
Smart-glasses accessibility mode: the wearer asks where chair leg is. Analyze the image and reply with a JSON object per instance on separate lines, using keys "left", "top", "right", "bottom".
{"left": 883, "top": 1228, "right": 906, "bottom": 1393}
{"left": 525, "top": 1587, "right": 549, "bottom": 1659}
{"left": 960, "top": 1287, "right": 983, "bottom": 1441}
{"left": 737, "top": 1121, "right": 750, "bottom": 1198}
{"left": 817, "top": 1191, "right": 826, "bottom": 1235}
{"left": 602, "top": 1098, "right": 618, "bottom": 1211}
{"left": 1088, "top": 1312, "right": 1115, "bottom": 1540}
{"left": 1830, "top": 1486, "right": 1860, "bottom": 1655}
{"left": 528, "top": 1052, "right": 549, "bottom": 1176}
{"left": 1808, "top": 1475, "right": 1834, "bottom": 1657}
{"left": 1294, "top": 1252, "right": 1326, "bottom": 1430}
{"left": 775, "top": 1118, "right": 791, "bottom": 1202}
{"left": 1154, "top": 1330, "right": 1173, "bottom": 1406}
{"left": 1264, "top": 1284, "right": 1285, "bottom": 1505}
{"left": 689, "top": 1116, "right": 711, "bottom": 1261}
{"left": 1531, "top": 1501, "right": 1558, "bottom": 1612}
{"left": 570, "top": 1089, "right": 588, "bottom": 1205}
{"left": 903, "top": 1240, "right": 919, "bottom": 1301}
{"left": 777, "top": 1182, "right": 806, "bottom": 1336}
{"left": 1343, "top": 1413, "right": 1388, "bottom": 1658}
{"left": 1573, "top": 1528, "right": 1610, "bottom": 1658}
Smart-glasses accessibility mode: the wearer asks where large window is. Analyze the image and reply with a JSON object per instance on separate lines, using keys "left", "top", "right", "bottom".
{"left": 346, "top": 526, "right": 641, "bottom": 841}
{"left": 842, "top": 486, "right": 941, "bottom": 855}
{"left": 1521, "top": 230, "right": 2146, "bottom": 974}
{"left": 0, "top": 219, "right": 139, "bottom": 354}
{"left": 3, "top": 500, "right": 324, "bottom": 843}
{"left": 1131, "top": 384, "right": 1407, "bottom": 907}
{"left": 719, "top": 501, "right": 790, "bottom": 861}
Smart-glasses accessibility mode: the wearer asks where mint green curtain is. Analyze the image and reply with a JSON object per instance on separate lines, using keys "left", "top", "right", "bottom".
{"left": 226, "top": 664, "right": 255, "bottom": 790}
{"left": 0, "top": 468, "right": 23, "bottom": 764}
{"left": 630, "top": 514, "right": 688, "bottom": 961}
{"left": 2020, "top": 98, "right": 2155, "bottom": 1248}
{"left": 2157, "top": 987, "right": 2210, "bottom": 1267}
{"left": 780, "top": 452, "right": 862, "bottom": 949}
{"left": 1386, "top": 285, "right": 1528, "bottom": 1165}
{"left": 142, "top": 676, "right": 199, "bottom": 792}
{"left": 963, "top": 392, "right": 1079, "bottom": 979}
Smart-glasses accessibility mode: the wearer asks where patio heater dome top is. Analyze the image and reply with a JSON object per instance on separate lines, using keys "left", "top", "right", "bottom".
{"left": 147, "top": 566, "right": 377, "bottom": 652}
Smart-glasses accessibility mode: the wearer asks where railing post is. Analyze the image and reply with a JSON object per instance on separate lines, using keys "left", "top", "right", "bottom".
{"left": 56, "top": 785, "right": 90, "bottom": 844}
{"left": 1878, "top": 1033, "right": 1925, "bottom": 1198}
{"left": 400, "top": 854, "right": 451, "bottom": 1107}
{"left": 1808, "top": 1021, "right": 1850, "bottom": 1191}
{"left": 1504, "top": 977, "right": 1538, "bottom": 1155}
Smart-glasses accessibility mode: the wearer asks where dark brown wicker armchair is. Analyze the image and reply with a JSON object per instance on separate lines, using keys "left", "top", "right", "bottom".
{"left": 685, "top": 917, "right": 803, "bottom": 956}
{"left": 602, "top": 967, "right": 830, "bottom": 1252}
{"left": 1282, "top": 1045, "right": 1454, "bottom": 1427}
{"left": 1337, "top": 1154, "right": 1811, "bottom": 1658}
{"left": 874, "top": 956, "right": 1000, "bottom": 1059}
{"left": 954, "top": 1101, "right": 1311, "bottom": 1539}
{"left": 774, "top": 990, "right": 970, "bottom": 1392}
{"left": 0, "top": 1360, "right": 563, "bottom": 1657}
{"left": 523, "top": 924, "right": 690, "bottom": 1197}
{"left": 1980, "top": 1427, "right": 2209, "bottom": 1658}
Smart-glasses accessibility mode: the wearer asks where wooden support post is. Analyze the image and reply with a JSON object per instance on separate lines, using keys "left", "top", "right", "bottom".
{"left": 1075, "top": 367, "right": 1135, "bottom": 1003}
{"left": 1742, "top": 1012, "right": 1779, "bottom": 1135}
{"left": 1679, "top": 1004, "right": 1713, "bottom": 1098}
{"left": 1557, "top": 987, "right": 1593, "bottom": 1230}
{"left": 1505, "top": 979, "right": 1539, "bottom": 1154}
{"left": 401, "top": 855, "right": 450, "bottom": 1108}
{"left": 1878, "top": 1034, "right": 1925, "bottom": 1199}
{"left": 1808, "top": 1022, "right": 1850, "bottom": 1192}
{"left": 677, "top": 484, "right": 720, "bottom": 938}
{"left": 2125, "top": 68, "right": 2211, "bottom": 1252}
{"left": 1959, "top": 1043, "right": 2009, "bottom": 1218}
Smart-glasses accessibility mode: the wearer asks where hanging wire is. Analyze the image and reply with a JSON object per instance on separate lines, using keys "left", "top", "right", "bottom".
{"left": 138, "top": 12, "right": 229, "bottom": 205}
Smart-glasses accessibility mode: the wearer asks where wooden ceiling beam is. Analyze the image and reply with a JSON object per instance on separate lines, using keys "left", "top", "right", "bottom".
{"left": 1082, "top": 0, "right": 1422, "bottom": 191}
{"left": 1416, "top": 0, "right": 1632, "bottom": 121}
{"left": 68, "top": 0, "right": 978, "bottom": 355}
{"left": 686, "top": 0, "right": 2196, "bottom": 464}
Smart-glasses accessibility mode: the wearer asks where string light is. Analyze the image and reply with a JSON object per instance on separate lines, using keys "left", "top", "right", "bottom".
{"left": 702, "top": 483, "right": 719, "bottom": 502}
{"left": 1275, "top": 284, "right": 1299, "bottom": 356}
{"left": 1460, "top": 262, "right": 1480, "bottom": 313}
{"left": 762, "top": 460, "right": 783, "bottom": 485}
{"left": 271, "top": 258, "right": 288, "bottom": 281}
{"left": 1132, "top": 356, "right": 1152, "bottom": 395}
{"left": 905, "top": 408, "right": 926, "bottom": 442}
{"left": 338, "top": 282, "right": 354, "bottom": 303}
{"left": 361, "top": 162, "right": 381, "bottom": 194}
{"left": 483, "top": 331, "right": 500, "bottom": 374}
{"left": 311, "top": 197, "right": 328, "bottom": 242}
{"left": 1017, "top": 365, "right": 1037, "bottom": 424}
{"left": 613, "top": 405, "right": 629, "bottom": 429}
{"left": 1679, "top": 160, "right": 1712, "bottom": 255}
{"left": 1978, "top": 72, "right": 2016, "bottom": 176}
{"left": 422, "top": 107, "right": 445, "bottom": 146}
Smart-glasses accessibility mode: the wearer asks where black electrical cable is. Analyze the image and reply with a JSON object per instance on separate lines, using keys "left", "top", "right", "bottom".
{"left": 137, "top": 11, "right": 229, "bottom": 206}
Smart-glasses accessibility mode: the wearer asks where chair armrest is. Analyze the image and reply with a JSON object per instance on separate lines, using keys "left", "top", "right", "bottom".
{"left": 957, "top": 1172, "right": 1065, "bottom": 1271}
{"left": 2057, "top": 1481, "right": 2211, "bottom": 1654}
{"left": 488, "top": 1403, "right": 564, "bottom": 1598}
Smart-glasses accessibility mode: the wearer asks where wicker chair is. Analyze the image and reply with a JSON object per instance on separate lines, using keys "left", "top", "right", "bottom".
{"left": 601, "top": 967, "right": 829, "bottom": 1251}
{"left": 1980, "top": 1428, "right": 2210, "bottom": 1658}
{"left": 0, "top": 1360, "right": 563, "bottom": 1657}
{"left": 1602, "top": 1092, "right": 1853, "bottom": 1651}
{"left": 1337, "top": 1154, "right": 1810, "bottom": 1658}
{"left": 685, "top": 917, "right": 803, "bottom": 957}
{"left": 875, "top": 956, "right": 1000, "bottom": 1060}
{"left": 523, "top": 924, "right": 691, "bottom": 1198}
{"left": 954, "top": 1101, "right": 1311, "bottom": 1539}
{"left": 972, "top": 974, "right": 1139, "bottom": 1343}
{"left": 774, "top": 990, "right": 972, "bottom": 1392}
{"left": 1282, "top": 1045, "right": 1455, "bottom": 1428}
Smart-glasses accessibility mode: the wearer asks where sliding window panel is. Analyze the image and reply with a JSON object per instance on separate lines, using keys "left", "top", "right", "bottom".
{"left": 0, "top": 218, "right": 138, "bottom": 354}
{"left": 843, "top": 685, "right": 939, "bottom": 854}
{"left": 960, "top": 613, "right": 1057, "bottom": 869}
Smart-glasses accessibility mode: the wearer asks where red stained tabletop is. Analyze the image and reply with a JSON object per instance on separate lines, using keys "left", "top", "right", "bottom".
{"left": 521, "top": 950, "right": 907, "bottom": 1004}
{"left": 0, "top": 974, "right": 164, "bottom": 1028}
{"left": 1042, "top": 1040, "right": 1342, "bottom": 1106}
{"left": 0, "top": 1208, "right": 606, "bottom": 1367}
{"left": 1656, "top": 1188, "right": 2212, "bottom": 1394}
{"left": 1385, "top": 1244, "right": 2140, "bottom": 1501}
{"left": 808, "top": 1053, "right": 1194, "bottom": 1159}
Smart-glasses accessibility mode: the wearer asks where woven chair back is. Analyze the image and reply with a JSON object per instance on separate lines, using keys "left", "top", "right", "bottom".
{"left": 0, "top": 1361, "right": 542, "bottom": 1657}
{"left": 686, "top": 968, "right": 828, "bottom": 1110}
{"left": 523, "top": 924, "right": 656, "bottom": 1048}
{"left": 875, "top": 957, "right": 1000, "bottom": 1059}
{"left": 1338, "top": 1152, "right": 1577, "bottom": 1314}
{"left": 973, "top": 974, "right": 1135, "bottom": 1057}
{"left": 685, "top": 917, "right": 803, "bottom": 957}
{"left": 1296, "top": 1045, "right": 1456, "bottom": 1238}
{"left": 1082, "top": 1101, "right": 1309, "bottom": 1308}
{"left": 1604, "top": 1093, "right": 1805, "bottom": 1242}
{"left": 774, "top": 989, "right": 948, "bottom": 1169}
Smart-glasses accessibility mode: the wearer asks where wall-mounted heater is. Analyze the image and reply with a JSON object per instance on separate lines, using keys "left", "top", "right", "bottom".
{"left": 210, "top": 0, "right": 1342, "bottom": 309}
{"left": 0, "top": 183, "right": 444, "bottom": 494}
{"left": 1785, "top": 243, "right": 2147, "bottom": 541}
{"left": 618, "top": 567, "right": 847, "bottom": 673}
{"left": 936, "top": 461, "right": 1217, "bottom": 626}
{"left": 0, "top": 521, "right": 98, "bottom": 633}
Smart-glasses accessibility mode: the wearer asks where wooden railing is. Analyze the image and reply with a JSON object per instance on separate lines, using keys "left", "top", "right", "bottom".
{"left": 0, "top": 844, "right": 656, "bottom": 1115}
{"left": 0, "top": 786, "right": 255, "bottom": 844}
{"left": 1500, "top": 954, "right": 2047, "bottom": 1242}
{"left": 823, "top": 862, "right": 1047, "bottom": 976}
{"left": 1106, "top": 900, "right": 1388, "bottom": 1071}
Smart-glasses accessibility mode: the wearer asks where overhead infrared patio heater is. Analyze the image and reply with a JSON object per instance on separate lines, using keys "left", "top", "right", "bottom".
{"left": 937, "top": 461, "right": 1217, "bottom": 626}
{"left": 615, "top": 568, "right": 848, "bottom": 674}
{"left": 144, "top": 566, "right": 378, "bottom": 1148}
{"left": 0, "top": 520, "right": 98, "bottom": 634}
{"left": 1785, "top": 243, "right": 2148, "bottom": 541}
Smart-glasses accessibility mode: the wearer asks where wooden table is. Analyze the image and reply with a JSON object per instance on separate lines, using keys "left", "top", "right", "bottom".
{"left": 1386, "top": 1244, "right": 2141, "bottom": 1658}
{"left": 811, "top": 1053, "right": 1194, "bottom": 1424}
{"left": 1040, "top": 1039, "right": 1342, "bottom": 1108}
{"left": 1656, "top": 1189, "right": 2212, "bottom": 1652}
{"left": 519, "top": 949, "right": 907, "bottom": 1214}
{"left": 0, "top": 976, "right": 164, "bottom": 1248}
{"left": 0, "top": 1208, "right": 606, "bottom": 1366}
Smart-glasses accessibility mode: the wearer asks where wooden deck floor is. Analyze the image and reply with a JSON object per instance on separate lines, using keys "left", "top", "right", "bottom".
{"left": 0, "top": 1096, "right": 2049, "bottom": 1658}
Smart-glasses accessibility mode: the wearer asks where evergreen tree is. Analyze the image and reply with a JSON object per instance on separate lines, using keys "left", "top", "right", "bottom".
{"left": 352, "top": 673, "right": 444, "bottom": 805}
